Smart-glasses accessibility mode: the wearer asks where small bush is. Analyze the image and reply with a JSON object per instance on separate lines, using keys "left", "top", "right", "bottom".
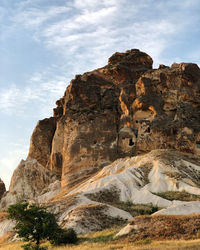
{"left": 50, "top": 228, "right": 78, "bottom": 245}
{"left": 110, "top": 201, "right": 159, "bottom": 216}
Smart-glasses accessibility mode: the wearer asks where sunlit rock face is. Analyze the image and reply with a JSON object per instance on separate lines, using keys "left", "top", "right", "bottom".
{"left": 0, "top": 178, "right": 6, "bottom": 200}
{"left": 49, "top": 49, "right": 200, "bottom": 189}
{"left": 4, "top": 48, "right": 200, "bottom": 192}
{"left": 18, "top": 49, "right": 200, "bottom": 190}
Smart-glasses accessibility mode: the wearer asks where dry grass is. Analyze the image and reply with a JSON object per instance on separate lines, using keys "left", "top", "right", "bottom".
{"left": 1, "top": 224, "right": 200, "bottom": 249}
{"left": 1, "top": 214, "right": 200, "bottom": 249}
{"left": 125, "top": 214, "right": 200, "bottom": 242}
{"left": 0, "top": 232, "right": 15, "bottom": 245}
{"left": 1, "top": 238, "right": 200, "bottom": 250}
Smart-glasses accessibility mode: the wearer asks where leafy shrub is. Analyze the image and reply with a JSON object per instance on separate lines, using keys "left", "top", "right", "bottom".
{"left": 50, "top": 228, "right": 78, "bottom": 245}
{"left": 7, "top": 202, "right": 77, "bottom": 249}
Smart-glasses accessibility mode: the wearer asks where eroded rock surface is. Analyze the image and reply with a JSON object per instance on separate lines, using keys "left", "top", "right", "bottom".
{"left": 0, "top": 179, "right": 6, "bottom": 200}
{"left": 39, "top": 149, "right": 200, "bottom": 234}
{"left": 15, "top": 49, "right": 200, "bottom": 191}
{"left": 49, "top": 49, "right": 200, "bottom": 190}
{"left": 0, "top": 159, "right": 58, "bottom": 210}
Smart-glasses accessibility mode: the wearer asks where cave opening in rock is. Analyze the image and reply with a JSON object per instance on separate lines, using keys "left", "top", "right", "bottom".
{"left": 129, "top": 138, "right": 134, "bottom": 146}
{"left": 146, "top": 127, "right": 150, "bottom": 133}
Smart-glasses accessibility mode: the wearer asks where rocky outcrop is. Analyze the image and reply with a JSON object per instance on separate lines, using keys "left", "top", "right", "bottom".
{"left": 0, "top": 212, "right": 15, "bottom": 240}
{"left": 28, "top": 117, "right": 57, "bottom": 169}
{"left": 1, "top": 49, "right": 200, "bottom": 236}
{"left": 0, "top": 179, "right": 5, "bottom": 200}
{"left": 49, "top": 49, "right": 200, "bottom": 190}
{"left": 17, "top": 49, "right": 200, "bottom": 191}
{"left": 0, "top": 159, "right": 59, "bottom": 210}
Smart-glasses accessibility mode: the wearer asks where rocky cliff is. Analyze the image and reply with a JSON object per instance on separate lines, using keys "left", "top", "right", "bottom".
{"left": 1, "top": 49, "right": 200, "bottom": 237}
{"left": 0, "top": 179, "right": 5, "bottom": 200}
{"left": 25, "top": 49, "right": 200, "bottom": 191}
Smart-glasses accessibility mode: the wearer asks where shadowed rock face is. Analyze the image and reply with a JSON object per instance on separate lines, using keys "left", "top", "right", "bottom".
{"left": 28, "top": 117, "right": 57, "bottom": 168}
{"left": 0, "top": 179, "right": 6, "bottom": 199}
{"left": 24, "top": 49, "right": 200, "bottom": 190}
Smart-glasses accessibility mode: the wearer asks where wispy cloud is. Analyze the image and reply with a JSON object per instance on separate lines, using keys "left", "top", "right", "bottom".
{"left": 12, "top": 5, "right": 71, "bottom": 28}
{"left": 12, "top": 0, "right": 192, "bottom": 68}
{"left": 1, "top": 0, "right": 198, "bottom": 118}
{"left": 0, "top": 72, "right": 68, "bottom": 117}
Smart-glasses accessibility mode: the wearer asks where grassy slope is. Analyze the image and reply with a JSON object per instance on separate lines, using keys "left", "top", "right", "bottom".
{"left": 154, "top": 190, "right": 200, "bottom": 201}
{"left": 1, "top": 225, "right": 200, "bottom": 250}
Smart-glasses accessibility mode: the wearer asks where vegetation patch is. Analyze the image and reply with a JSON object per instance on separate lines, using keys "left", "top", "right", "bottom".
{"left": 124, "top": 214, "right": 200, "bottom": 242}
{"left": 154, "top": 190, "right": 200, "bottom": 201}
{"left": 7, "top": 202, "right": 77, "bottom": 250}
{"left": 110, "top": 201, "right": 159, "bottom": 216}
{"left": 86, "top": 188, "right": 159, "bottom": 217}
{"left": 85, "top": 187, "right": 120, "bottom": 203}
{"left": 71, "top": 204, "right": 127, "bottom": 231}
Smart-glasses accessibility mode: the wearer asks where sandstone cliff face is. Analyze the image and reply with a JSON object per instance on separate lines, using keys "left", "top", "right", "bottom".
{"left": 40, "top": 49, "right": 200, "bottom": 190}
{"left": 0, "top": 179, "right": 5, "bottom": 200}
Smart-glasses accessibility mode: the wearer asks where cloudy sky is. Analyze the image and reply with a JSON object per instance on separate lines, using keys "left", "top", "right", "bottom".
{"left": 0, "top": 0, "right": 200, "bottom": 189}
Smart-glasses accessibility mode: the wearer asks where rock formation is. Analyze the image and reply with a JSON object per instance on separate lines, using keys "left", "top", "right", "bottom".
{"left": 0, "top": 179, "right": 5, "bottom": 200}
{"left": 1, "top": 49, "right": 200, "bottom": 237}
{"left": 22, "top": 49, "right": 200, "bottom": 192}
{"left": 0, "top": 159, "right": 59, "bottom": 210}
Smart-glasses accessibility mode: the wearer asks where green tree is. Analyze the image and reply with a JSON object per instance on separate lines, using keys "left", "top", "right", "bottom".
{"left": 7, "top": 202, "right": 77, "bottom": 250}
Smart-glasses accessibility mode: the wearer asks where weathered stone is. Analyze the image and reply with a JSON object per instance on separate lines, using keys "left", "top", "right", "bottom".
{"left": 28, "top": 117, "right": 57, "bottom": 168}
{"left": 0, "top": 158, "right": 58, "bottom": 210}
{"left": 0, "top": 178, "right": 6, "bottom": 200}
{"left": 47, "top": 49, "right": 200, "bottom": 189}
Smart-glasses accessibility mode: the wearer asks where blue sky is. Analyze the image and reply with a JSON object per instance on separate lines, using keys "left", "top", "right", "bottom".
{"left": 0, "top": 0, "right": 200, "bottom": 189}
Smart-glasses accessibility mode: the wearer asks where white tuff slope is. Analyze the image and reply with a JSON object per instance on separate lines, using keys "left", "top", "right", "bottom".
{"left": 45, "top": 149, "right": 200, "bottom": 233}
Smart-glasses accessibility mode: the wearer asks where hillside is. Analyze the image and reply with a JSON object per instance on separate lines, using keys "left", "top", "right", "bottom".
{"left": 0, "top": 49, "right": 200, "bottom": 242}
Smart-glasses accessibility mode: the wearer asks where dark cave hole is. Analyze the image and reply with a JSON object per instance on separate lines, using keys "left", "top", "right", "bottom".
{"left": 145, "top": 127, "right": 150, "bottom": 133}
{"left": 129, "top": 138, "right": 134, "bottom": 146}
